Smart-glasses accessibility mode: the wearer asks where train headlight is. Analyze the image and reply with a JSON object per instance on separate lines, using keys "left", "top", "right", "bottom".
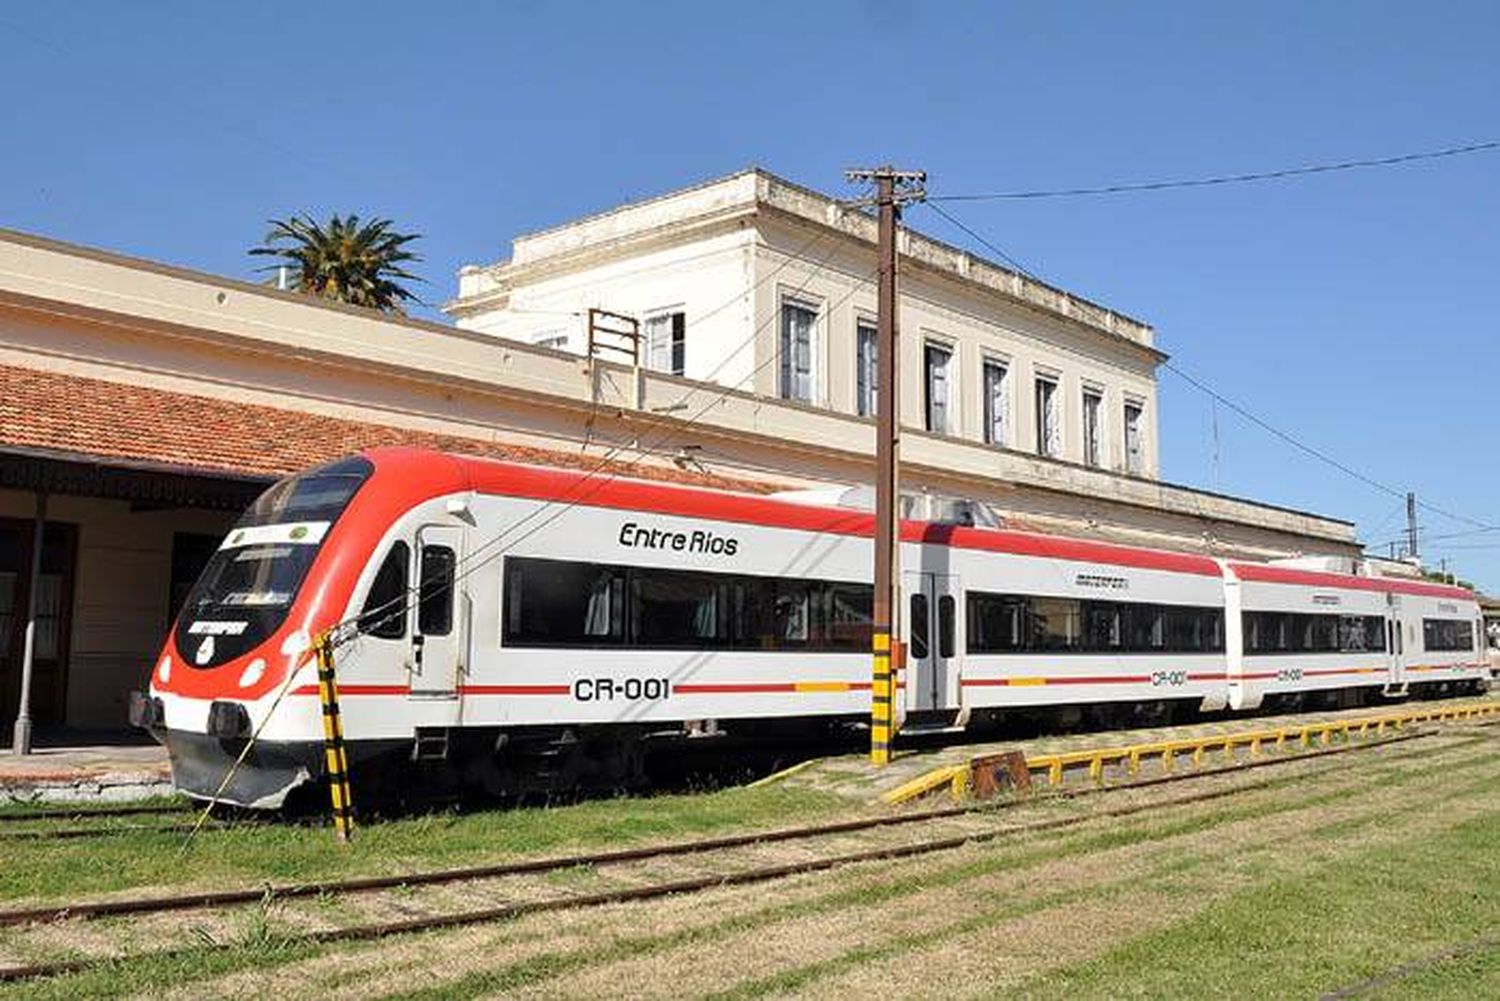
{"left": 238, "top": 658, "right": 266, "bottom": 689}
{"left": 280, "top": 630, "right": 311, "bottom": 657}
{"left": 157, "top": 656, "right": 172, "bottom": 685}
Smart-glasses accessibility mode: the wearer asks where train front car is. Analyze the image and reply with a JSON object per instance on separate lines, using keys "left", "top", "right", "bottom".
{"left": 132, "top": 451, "right": 457, "bottom": 808}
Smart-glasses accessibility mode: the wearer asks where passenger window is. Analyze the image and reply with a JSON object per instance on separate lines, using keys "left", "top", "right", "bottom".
{"left": 418, "top": 545, "right": 456, "bottom": 636}
{"left": 359, "top": 542, "right": 409, "bottom": 639}
{"left": 937, "top": 595, "right": 955, "bottom": 659}
{"left": 911, "top": 593, "right": 930, "bottom": 660}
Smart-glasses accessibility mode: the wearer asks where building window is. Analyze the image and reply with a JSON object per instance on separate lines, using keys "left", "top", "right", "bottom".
{"left": 644, "top": 310, "right": 686, "bottom": 376}
{"left": 1082, "top": 388, "right": 1103, "bottom": 467}
{"left": 1124, "top": 401, "right": 1144, "bottom": 475}
{"left": 779, "top": 301, "right": 816, "bottom": 402}
{"left": 1035, "top": 375, "right": 1060, "bottom": 457}
{"left": 924, "top": 342, "right": 952, "bottom": 434}
{"left": 982, "top": 360, "right": 1008, "bottom": 446}
{"left": 855, "top": 321, "right": 878, "bottom": 417}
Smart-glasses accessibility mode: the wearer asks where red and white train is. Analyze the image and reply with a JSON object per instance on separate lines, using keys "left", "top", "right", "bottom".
{"left": 131, "top": 448, "right": 1489, "bottom": 807}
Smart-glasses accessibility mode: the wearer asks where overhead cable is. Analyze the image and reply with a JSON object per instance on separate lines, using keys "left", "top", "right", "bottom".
{"left": 930, "top": 139, "right": 1500, "bottom": 202}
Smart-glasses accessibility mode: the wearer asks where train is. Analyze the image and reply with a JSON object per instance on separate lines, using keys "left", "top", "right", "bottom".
{"left": 129, "top": 447, "right": 1489, "bottom": 808}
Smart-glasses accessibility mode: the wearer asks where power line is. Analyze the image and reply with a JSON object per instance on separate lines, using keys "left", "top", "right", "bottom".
{"left": 921, "top": 201, "right": 1038, "bottom": 279}
{"left": 930, "top": 139, "right": 1500, "bottom": 202}
{"left": 1159, "top": 362, "right": 1408, "bottom": 500}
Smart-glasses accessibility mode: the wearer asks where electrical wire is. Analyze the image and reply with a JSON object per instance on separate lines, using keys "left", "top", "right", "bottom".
{"left": 920, "top": 201, "right": 1039, "bottom": 279}
{"left": 930, "top": 139, "right": 1500, "bottom": 202}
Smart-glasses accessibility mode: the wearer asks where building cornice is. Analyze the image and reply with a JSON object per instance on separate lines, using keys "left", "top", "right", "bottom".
{"left": 448, "top": 167, "right": 1159, "bottom": 357}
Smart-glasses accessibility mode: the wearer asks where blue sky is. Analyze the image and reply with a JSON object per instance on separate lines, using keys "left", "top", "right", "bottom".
{"left": 2, "top": 2, "right": 1497, "bottom": 589}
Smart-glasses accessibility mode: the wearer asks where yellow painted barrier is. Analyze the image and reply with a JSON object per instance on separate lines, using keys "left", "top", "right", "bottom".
{"left": 881, "top": 697, "right": 1500, "bottom": 805}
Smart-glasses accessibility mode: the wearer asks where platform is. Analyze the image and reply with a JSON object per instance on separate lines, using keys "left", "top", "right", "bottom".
{"left": 772, "top": 694, "right": 1500, "bottom": 805}
{"left": 0, "top": 737, "right": 173, "bottom": 804}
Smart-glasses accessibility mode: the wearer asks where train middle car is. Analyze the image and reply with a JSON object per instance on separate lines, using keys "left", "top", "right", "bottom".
{"left": 136, "top": 448, "right": 1490, "bottom": 807}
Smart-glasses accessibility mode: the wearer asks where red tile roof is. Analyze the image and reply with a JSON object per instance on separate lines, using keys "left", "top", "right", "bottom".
{"left": 0, "top": 363, "right": 780, "bottom": 494}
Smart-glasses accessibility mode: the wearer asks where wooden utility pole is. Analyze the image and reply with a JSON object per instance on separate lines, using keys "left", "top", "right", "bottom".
{"left": 845, "top": 166, "right": 925, "bottom": 766}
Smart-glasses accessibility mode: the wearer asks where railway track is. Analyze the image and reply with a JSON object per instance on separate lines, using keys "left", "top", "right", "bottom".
{"left": 0, "top": 725, "right": 1469, "bottom": 986}
{"left": 0, "top": 803, "right": 188, "bottom": 824}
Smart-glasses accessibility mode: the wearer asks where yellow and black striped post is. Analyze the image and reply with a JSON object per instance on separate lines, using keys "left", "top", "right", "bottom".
{"left": 871, "top": 631, "right": 893, "bottom": 765}
{"left": 314, "top": 632, "right": 355, "bottom": 843}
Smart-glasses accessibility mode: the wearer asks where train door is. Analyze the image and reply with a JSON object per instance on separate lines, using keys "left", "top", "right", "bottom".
{"left": 408, "top": 525, "right": 464, "bottom": 698}
{"left": 903, "top": 571, "right": 959, "bottom": 711}
{"left": 1387, "top": 593, "right": 1406, "bottom": 691}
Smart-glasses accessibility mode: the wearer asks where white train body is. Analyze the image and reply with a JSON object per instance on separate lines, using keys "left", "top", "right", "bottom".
{"left": 139, "top": 449, "right": 1489, "bottom": 806}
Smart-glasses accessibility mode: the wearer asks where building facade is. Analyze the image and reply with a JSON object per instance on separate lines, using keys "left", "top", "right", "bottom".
{"left": 449, "top": 169, "right": 1161, "bottom": 479}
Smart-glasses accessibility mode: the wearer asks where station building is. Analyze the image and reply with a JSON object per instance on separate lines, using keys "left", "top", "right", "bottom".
{"left": 0, "top": 169, "right": 1361, "bottom": 736}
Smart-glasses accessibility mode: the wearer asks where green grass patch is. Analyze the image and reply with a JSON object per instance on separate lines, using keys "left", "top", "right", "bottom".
{"left": 0, "top": 784, "right": 846, "bottom": 904}
{"left": 1019, "top": 808, "right": 1500, "bottom": 999}
{"left": 378, "top": 752, "right": 1485, "bottom": 1001}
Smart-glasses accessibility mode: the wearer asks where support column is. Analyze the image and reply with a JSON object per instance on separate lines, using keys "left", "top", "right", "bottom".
{"left": 11, "top": 491, "right": 47, "bottom": 755}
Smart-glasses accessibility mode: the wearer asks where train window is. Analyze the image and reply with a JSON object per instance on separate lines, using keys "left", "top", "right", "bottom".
{"left": 1306, "top": 616, "right": 1339, "bottom": 653}
{"left": 910, "top": 593, "right": 930, "bottom": 660}
{"left": 358, "top": 542, "right": 409, "bottom": 639}
{"left": 1031, "top": 597, "right": 1080, "bottom": 650}
{"left": 1128, "top": 605, "right": 1166, "bottom": 650}
{"left": 1204, "top": 610, "right": 1225, "bottom": 652}
{"left": 826, "top": 584, "right": 874, "bottom": 651}
{"left": 632, "top": 571, "right": 723, "bottom": 647}
{"left": 774, "top": 582, "right": 813, "bottom": 644}
{"left": 1163, "top": 606, "right": 1204, "bottom": 652}
{"left": 937, "top": 595, "right": 955, "bottom": 659}
{"left": 504, "top": 558, "right": 624, "bottom": 647}
{"left": 1423, "top": 618, "right": 1475, "bottom": 652}
{"left": 967, "top": 592, "right": 1220, "bottom": 654}
{"left": 967, "top": 593, "right": 1025, "bottom": 652}
{"left": 502, "top": 556, "right": 871, "bottom": 652}
{"left": 1242, "top": 612, "right": 1385, "bottom": 655}
{"left": 417, "top": 545, "right": 456, "bottom": 637}
{"left": 1084, "top": 602, "right": 1126, "bottom": 651}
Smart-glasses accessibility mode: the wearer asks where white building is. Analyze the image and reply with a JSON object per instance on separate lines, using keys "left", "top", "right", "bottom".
{"left": 450, "top": 169, "right": 1159, "bottom": 482}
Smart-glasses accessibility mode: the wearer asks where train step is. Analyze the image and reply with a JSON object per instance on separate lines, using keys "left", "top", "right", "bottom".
{"left": 899, "top": 711, "right": 967, "bottom": 737}
{"left": 411, "top": 729, "right": 450, "bottom": 762}
{"left": 900, "top": 723, "right": 968, "bottom": 736}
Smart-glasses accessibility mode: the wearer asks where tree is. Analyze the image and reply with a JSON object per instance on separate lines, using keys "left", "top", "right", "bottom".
{"left": 250, "top": 213, "right": 423, "bottom": 315}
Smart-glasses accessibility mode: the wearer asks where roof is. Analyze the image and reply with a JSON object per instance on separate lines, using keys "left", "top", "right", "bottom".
{"left": 1230, "top": 561, "right": 1475, "bottom": 601}
{"left": 0, "top": 364, "right": 778, "bottom": 495}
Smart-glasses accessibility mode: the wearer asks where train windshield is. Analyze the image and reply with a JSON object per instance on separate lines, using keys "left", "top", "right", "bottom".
{"left": 175, "top": 457, "right": 373, "bottom": 669}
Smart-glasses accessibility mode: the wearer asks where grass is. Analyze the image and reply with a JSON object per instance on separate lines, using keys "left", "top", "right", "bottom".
{"left": 379, "top": 748, "right": 1500, "bottom": 1000}
{"left": 4, "top": 735, "right": 1499, "bottom": 999}
{"left": 0, "top": 784, "right": 847, "bottom": 904}
{"left": 1018, "top": 809, "right": 1500, "bottom": 999}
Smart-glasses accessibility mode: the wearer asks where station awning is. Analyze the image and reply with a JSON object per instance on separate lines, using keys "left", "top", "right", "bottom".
{"left": 0, "top": 362, "right": 776, "bottom": 505}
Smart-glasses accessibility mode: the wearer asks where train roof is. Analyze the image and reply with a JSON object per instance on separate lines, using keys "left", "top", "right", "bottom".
{"left": 355, "top": 447, "right": 1476, "bottom": 601}
{"left": 1228, "top": 561, "right": 1474, "bottom": 601}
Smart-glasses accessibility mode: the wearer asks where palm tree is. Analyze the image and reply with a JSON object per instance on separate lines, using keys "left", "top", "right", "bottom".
{"left": 250, "top": 213, "right": 423, "bottom": 315}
